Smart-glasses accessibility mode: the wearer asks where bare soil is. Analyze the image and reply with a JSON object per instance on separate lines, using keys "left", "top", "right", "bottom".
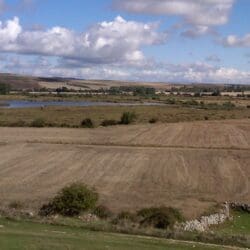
{"left": 0, "top": 119, "right": 249, "bottom": 218}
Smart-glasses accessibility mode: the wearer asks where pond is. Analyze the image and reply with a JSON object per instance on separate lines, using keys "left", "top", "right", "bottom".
{"left": 0, "top": 100, "right": 164, "bottom": 109}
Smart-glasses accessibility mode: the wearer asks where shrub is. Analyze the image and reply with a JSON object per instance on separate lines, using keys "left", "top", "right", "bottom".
{"left": 40, "top": 183, "right": 98, "bottom": 217}
{"left": 101, "top": 120, "right": 118, "bottom": 127}
{"left": 112, "top": 211, "right": 137, "bottom": 225}
{"left": 93, "top": 205, "right": 113, "bottom": 219}
{"left": 137, "top": 207, "right": 183, "bottom": 229}
{"left": 0, "top": 83, "right": 11, "bottom": 95}
{"left": 165, "top": 99, "right": 176, "bottom": 105}
{"left": 182, "top": 100, "right": 199, "bottom": 106}
{"left": 222, "top": 101, "right": 235, "bottom": 109}
{"left": 31, "top": 118, "right": 45, "bottom": 128}
{"left": 149, "top": 118, "right": 158, "bottom": 124}
{"left": 117, "top": 211, "right": 136, "bottom": 221}
{"left": 120, "top": 112, "right": 136, "bottom": 125}
{"left": 81, "top": 118, "right": 94, "bottom": 128}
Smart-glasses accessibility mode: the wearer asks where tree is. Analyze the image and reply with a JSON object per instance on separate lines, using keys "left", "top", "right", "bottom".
{"left": 0, "top": 83, "right": 11, "bottom": 95}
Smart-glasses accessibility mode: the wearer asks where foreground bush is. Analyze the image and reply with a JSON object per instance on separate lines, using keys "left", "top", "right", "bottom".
{"left": 93, "top": 205, "right": 113, "bottom": 219}
{"left": 137, "top": 207, "right": 184, "bottom": 229}
{"left": 120, "top": 112, "right": 136, "bottom": 125}
{"left": 117, "top": 211, "right": 136, "bottom": 221}
{"left": 81, "top": 118, "right": 94, "bottom": 128}
{"left": 40, "top": 183, "right": 98, "bottom": 217}
{"left": 31, "top": 118, "right": 45, "bottom": 128}
{"left": 112, "top": 211, "right": 137, "bottom": 225}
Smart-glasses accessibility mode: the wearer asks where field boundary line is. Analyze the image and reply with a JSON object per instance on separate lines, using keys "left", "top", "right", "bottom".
{"left": 18, "top": 139, "right": 250, "bottom": 152}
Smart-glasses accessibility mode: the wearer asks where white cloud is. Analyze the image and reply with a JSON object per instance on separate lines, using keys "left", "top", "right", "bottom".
{"left": 0, "top": 17, "right": 22, "bottom": 44}
{"left": 2, "top": 55, "right": 250, "bottom": 84}
{"left": 222, "top": 34, "right": 250, "bottom": 47}
{"left": 0, "top": 16, "right": 167, "bottom": 65}
{"left": 113, "top": 0, "right": 235, "bottom": 36}
{"left": 113, "top": 0, "right": 234, "bottom": 26}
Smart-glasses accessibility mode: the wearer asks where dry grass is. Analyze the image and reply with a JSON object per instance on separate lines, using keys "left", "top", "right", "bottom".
{"left": 0, "top": 119, "right": 250, "bottom": 219}
{"left": 0, "top": 105, "right": 250, "bottom": 127}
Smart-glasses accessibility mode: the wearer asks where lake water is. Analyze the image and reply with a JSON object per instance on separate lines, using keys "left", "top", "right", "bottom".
{"left": 0, "top": 100, "right": 163, "bottom": 109}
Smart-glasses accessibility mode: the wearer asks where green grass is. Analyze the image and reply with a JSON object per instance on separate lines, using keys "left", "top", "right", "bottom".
{"left": 216, "top": 211, "right": 250, "bottom": 235}
{"left": 0, "top": 218, "right": 234, "bottom": 250}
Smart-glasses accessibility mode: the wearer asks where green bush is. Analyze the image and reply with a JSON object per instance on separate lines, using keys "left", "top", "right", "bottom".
{"left": 120, "top": 112, "right": 136, "bottom": 125}
{"left": 0, "top": 83, "right": 11, "bottom": 95}
{"left": 81, "top": 118, "right": 94, "bottom": 128}
{"left": 39, "top": 183, "right": 98, "bottom": 217}
{"left": 93, "top": 205, "right": 112, "bottom": 219}
{"left": 101, "top": 120, "right": 118, "bottom": 127}
{"left": 31, "top": 118, "right": 45, "bottom": 128}
{"left": 137, "top": 207, "right": 183, "bottom": 229}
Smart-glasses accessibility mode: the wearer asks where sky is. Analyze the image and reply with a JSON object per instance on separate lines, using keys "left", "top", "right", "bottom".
{"left": 0, "top": 0, "right": 250, "bottom": 84}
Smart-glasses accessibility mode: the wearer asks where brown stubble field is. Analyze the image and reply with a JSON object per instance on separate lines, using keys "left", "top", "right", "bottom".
{"left": 0, "top": 119, "right": 250, "bottom": 219}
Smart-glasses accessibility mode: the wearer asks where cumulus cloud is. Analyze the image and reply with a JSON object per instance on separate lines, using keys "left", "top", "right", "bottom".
{"left": 113, "top": 0, "right": 235, "bottom": 36}
{"left": 222, "top": 33, "right": 250, "bottom": 47}
{"left": 131, "top": 62, "right": 250, "bottom": 84}
{"left": 0, "top": 16, "right": 167, "bottom": 65}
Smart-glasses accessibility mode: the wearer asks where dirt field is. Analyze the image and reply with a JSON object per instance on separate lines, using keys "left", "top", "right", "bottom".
{"left": 0, "top": 120, "right": 250, "bottom": 218}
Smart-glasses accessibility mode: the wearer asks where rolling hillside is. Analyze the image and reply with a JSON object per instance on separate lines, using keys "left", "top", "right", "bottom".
{"left": 0, "top": 73, "right": 173, "bottom": 90}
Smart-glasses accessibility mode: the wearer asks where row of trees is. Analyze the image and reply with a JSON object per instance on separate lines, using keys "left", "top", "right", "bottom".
{"left": 109, "top": 86, "right": 156, "bottom": 96}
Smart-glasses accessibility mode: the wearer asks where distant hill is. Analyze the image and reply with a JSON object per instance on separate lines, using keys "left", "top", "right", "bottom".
{"left": 0, "top": 73, "right": 174, "bottom": 91}
{"left": 0, "top": 73, "right": 246, "bottom": 91}
{"left": 0, "top": 73, "right": 40, "bottom": 90}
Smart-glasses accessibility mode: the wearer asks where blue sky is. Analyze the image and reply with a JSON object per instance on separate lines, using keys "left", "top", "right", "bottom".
{"left": 0, "top": 0, "right": 249, "bottom": 83}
